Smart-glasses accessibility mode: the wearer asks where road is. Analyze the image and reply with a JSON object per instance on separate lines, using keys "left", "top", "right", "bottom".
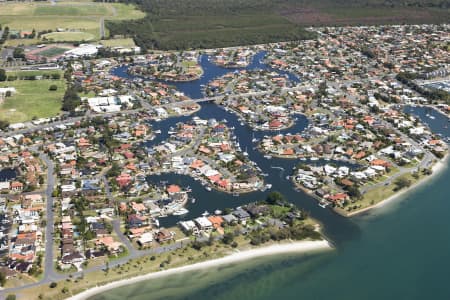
{"left": 100, "top": 17, "right": 105, "bottom": 39}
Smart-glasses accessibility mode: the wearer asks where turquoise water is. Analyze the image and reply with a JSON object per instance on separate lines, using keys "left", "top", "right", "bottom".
{"left": 90, "top": 160, "right": 450, "bottom": 300}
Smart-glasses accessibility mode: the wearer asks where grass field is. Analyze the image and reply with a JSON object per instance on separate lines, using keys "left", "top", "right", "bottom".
{"left": 5, "top": 69, "right": 63, "bottom": 78}
{"left": 0, "top": 78, "right": 66, "bottom": 123}
{"left": 36, "top": 47, "right": 71, "bottom": 58}
{"left": 0, "top": 1, "right": 145, "bottom": 42}
{"left": 100, "top": 38, "right": 136, "bottom": 48}
{"left": 42, "top": 32, "right": 95, "bottom": 42}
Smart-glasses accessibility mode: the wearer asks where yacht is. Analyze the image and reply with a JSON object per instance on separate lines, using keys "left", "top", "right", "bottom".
{"left": 214, "top": 210, "right": 223, "bottom": 215}
{"left": 264, "top": 154, "right": 272, "bottom": 159}
{"left": 265, "top": 184, "right": 272, "bottom": 189}
{"left": 205, "top": 186, "right": 212, "bottom": 191}
{"left": 191, "top": 198, "right": 196, "bottom": 204}
{"left": 173, "top": 208, "right": 189, "bottom": 216}
{"left": 243, "top": 151, "right": 249, "bottom": 156}
{"left": 310, "top": 157, "right": 319, "bottom": 161}
{"left": 154, "top": 129, "right": 162, "bottom": 134}
{"left": 202, "top": 210, "right": 210, "bottom": 216}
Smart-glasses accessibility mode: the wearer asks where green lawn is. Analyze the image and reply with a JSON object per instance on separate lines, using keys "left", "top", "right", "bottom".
{"left": 36, "top": 47, "right": 71, "bottom": 57}
{"left": 0, "top": 79, "right": 66, "bottom": 123}
{"left": 42, "top": 32, "right": 95, "bottom": 42}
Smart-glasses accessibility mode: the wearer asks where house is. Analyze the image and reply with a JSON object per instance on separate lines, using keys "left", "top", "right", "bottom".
{"left": 207, "top": 216, "right": 224, "bottom": 229}
{"left": 10, "top": 181, "right": 23, "bottom": 192}
{"left": 222, "top": 214, "right": 238, "bottom": 224}
{"left": 127, "top": 214, "right": 144, "bottom": 228}
{"left": 137, "top": 232, "right": 153, "bottom": 246}
{"left": 232, "top": 208, "right": 250, "bottom": 222}
{"left": 179, "top": 220, "right": 199, "bottom": 235}
{"left": 194, "top": 217, "right": 213, "bottom": 231}
{"left": 61, "top": 251, "right": 85, "bottom": 265}
{"left": 155, "top": 229, "right": 173, "bottom": 242}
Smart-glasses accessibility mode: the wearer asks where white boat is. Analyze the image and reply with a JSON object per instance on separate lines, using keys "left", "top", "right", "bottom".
{"left": 429, "top": 115, "right": 435, "bottom": 119}
{"left": 252, "top": 138, "right": 259, "bottom": 143}
{"left": 264, "top": 155, "right": 272, "bottom": 159}
{"left": 310, "top": 157, "right": 319, "bottom": 161}
{"left": 168, "top": 131, "right": 177, "bottom": 134}
{"left": 319, "top": 201, "right": 329, "bottom": 208}
{"left": 243, "top": 151, "right": 249, "bottom": 156}
{"left": 155, "top": 130, "right": 162, "bottom": 134}
{"left": 214, "top": 210, "right": 223, "bottom": 215}
{"left": 191, "top": 198, "right": 196, "bottom": 204}
{"left": 173, "top": 208, "right": 189, "bottom": 216}
{"left": 205, "top": 186, "right": 212, "bottom": 191}
{"left": 240, "top": 122, "right": 244, "bottom": 126}
{"left": 202, "top": 210, "right": 210, "bottom": 216}
{"left": 265, "top": 184, "right": 272, "bottom": 189}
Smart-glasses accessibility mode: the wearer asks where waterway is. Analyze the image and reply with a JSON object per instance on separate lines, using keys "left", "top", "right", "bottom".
{"left": 92, "top": 53, "right": 450, "bottom": 300}
{"left": 0, "top": 168, "right": 16, "bottom": 182}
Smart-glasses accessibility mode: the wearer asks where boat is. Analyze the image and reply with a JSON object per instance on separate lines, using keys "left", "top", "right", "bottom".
{"left": 240, "top": 122, "right": 244, "bottom": 126}
{"left": 154, "top": 130, "right": 162, "bottom": 134}
{"left": 202, "top": 210, "right": 210, "bottom": 216}
{"left": 233, "top": 192, "right": 239, "bottom": 197}
{"left": 205, "top": 186, "right": 212, "bottom": 191}
{"left": 265, "top": 184, "right": 272, "bottom": 189}
{"left": 243, "top": 151, "right": 249, "bottom": 156}
{"left": 319, "top": 201, "right": 329, "bottom": 208}
{"left": 173, "top": 208, "right": 189, "bottom": 216}
{"left": 168, "top": 131, "right": 177, "bottom": 135}
{"left": 310, "top": 157, "right": 319, "bottom": 161}
{"left": 214, "top": 210, "right": 223, "bottom": 215}
{"left": 264, "top": 155, "right": 272, "bottom": 159}
{"left": 429, "top": 115, "right": 435, "bottom": 120}
{"left": 191, "top": 198, "right": 196, "bottom": 204}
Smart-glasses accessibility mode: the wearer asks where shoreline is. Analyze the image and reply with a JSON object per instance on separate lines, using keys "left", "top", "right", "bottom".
{"left": 67, "top": 240, "right": 332, "bottom": 300}
{"left": 346, "top": 153, "right": 449, "bottom": 217}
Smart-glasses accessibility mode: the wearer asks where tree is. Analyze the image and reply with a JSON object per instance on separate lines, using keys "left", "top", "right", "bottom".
{"left": 62, "top": 87, "right": 81, "bottom": 112}
{"left": 0, "top": 68, "right": 8, "bottom": 82}
{"left": 0, "top": 271, "right": 6, "bottom": 286}
{"left": 0, "top": 119, "right": 9, "bottom": 130}
{"left": 222, "top": 232, "right": 234, "bottom": 244}
{"left": 49, "top": 282, "right": 57, "bottom": 288}
{"left": 266, "top": 191, "right": 286, "bottom": 205}
{"left": 394, "top": 177, "right": 411, "bottom": 191}
{"left": 13, "top": 47, "right": 25, "bottom": 59}
{"left": 6, "top": 295, "right": 16, "bottom": 300}
{"left": 49, "top": 84, "right": 58, "bottom": 91}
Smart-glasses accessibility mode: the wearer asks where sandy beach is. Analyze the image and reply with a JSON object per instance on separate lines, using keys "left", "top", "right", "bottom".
{"left": 347, "top": 153, "right": 449, "bottom": 217}
{"left": 68, "top": 240, "right": 332, "bottom": 300}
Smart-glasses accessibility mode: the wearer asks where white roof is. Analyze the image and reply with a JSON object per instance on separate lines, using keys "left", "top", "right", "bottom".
{"left": 195, "top": 217, "right": 212, "bottom": 228}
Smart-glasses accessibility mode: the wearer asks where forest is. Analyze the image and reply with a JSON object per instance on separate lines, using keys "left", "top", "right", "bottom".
{"left": 105, "top": 0, "right": 449, "bottom": 50}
